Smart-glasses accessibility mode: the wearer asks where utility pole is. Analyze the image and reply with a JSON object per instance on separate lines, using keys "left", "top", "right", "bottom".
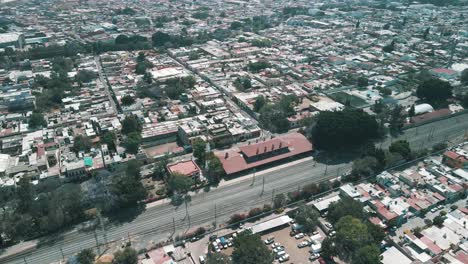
{"left": 60, "top": 248, "right": 65, "bottom": 260}
{"left": 214, "top": 203, "right": 217, "bottom": 227}
{"left": 261, "top": 175, "right": 265, "bottom": 196}
{"left": 271, "top": 188, "right": 275, "bottom": 204}
{"left": 251, "top": 168, "right": 256, "bottom": 186}
{"left": 98, "top": 210, "right": 107, "bottom": 246}
{"left": 94, "top": 230, "right": 101, "bottom": 256}
{"left": 185, "top": 197, "right": 191, "bottom": 228}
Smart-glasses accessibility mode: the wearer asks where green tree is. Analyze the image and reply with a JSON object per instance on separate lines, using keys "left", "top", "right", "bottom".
{"left": 121, "top": 115, "right": 142, "bottom": 135}
{"left": 143, "top": 72, "right": 153, "bottom": 84}
{"left": 192, "top": 138, "right": 206, "bottom": 165}
{"left": 258, "top": 95, "right": 297, "bottom": 133}
{"left": 28, "top": 112, "right": 47, "bottom": 129}
{"left": 294, "top": 203, "right": 319, "bottom": 232}
{"left": 273, "top": 193, "right": 287, "bottom": 209}
{"left": 389, "top": 140, "right": 412, "bottom": 160}
{"left": 113, "top": 247, "right": 138, "bottom": 264}
{"left": 232, "top": 230, "right": 274, "bottom": 264}
{"left": 205, "top": 152, "right": 225, "bottom": 184}
{"left": 152, "top": 31, "right": 171, "bottom": 47}
{"left": 101, "top": 131, "right": 116, "bottom": 150}
{"left": 192, "top": 12, "right": 210, "bottom": 20}
{"left": 253, "top": 95, "right": 266, "bottom": 112}
{"left": 124, "top": 132, "right": 141, "bottom": 154}
{"left": 389, "top": 105, "right": 405, "bottom": 134}
{"left": 352, "top": 244, "right": 382, "bottom": 264}
{"left": 230, "top": 21, "right": 243, "bottom": 30}
{"left": 383, "top": 40, "right": 395, "bottom": 53}
{"left": 357, "top": 76, "right": 369, "bottom": 87}
{"left": 247, "top": 60, "right": 271, "bottom": 73}
{"left": 461, "top": 68, "right": 468, "bottom": 84}
{"left": 408, "top": 104, "right": 416, "bottom": 117}
{"left": 110, "top": 172, "right": 147, "bottom": 208}
{"left": 313, "top": 109, "right": 379, "bottom": 149}
{"left": 351, "top": 156, "right": 379, "bottom": 180}
{"left": 416, "top": 78, "right": 453, "bottom": 106}
{"left": 75, "top": 70, "right": 97, "bottom": 83}
{"left": 259, "top": 104, "right": 290, "bottom": 133}
{"left": 321, "top": 237, "right": 338, "bottom": 259}
{"left": 334, "top": 216, "right": 372, "bottom": 259}
{"left": 433, "top": 215, "right": 445, "bottom": 227}
{"left": 72, "top": 135, "right": 92, "bottom": 153}
{"left": 77, "top": 248, "right": 95, "bottom": 264}
{"left": 167, "top": 173, "right": 193, "bottom": 193}
{"left": 206, "top": 252, "right": 231, "bottom": 264}
{"left": 233, "top": 76, "right": 252, "bottom": 91}
{"left": 16, "top": 178, "right": 33, "bottom": 213}
{"left": 121, "top": 95, "right": 135, "bottom": 106}
{"left": 328, "top": 197, "right": 365, "bottom": 224}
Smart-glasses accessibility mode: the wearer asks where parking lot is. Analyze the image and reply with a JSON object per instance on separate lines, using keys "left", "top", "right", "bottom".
{"left": 260, "top": 225, "right": 326, "bottom": 264}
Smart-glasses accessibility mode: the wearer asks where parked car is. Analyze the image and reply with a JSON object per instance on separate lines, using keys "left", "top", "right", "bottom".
{"left": 264, "top": 237, "right": 274, "bottom": 245}
{"left": 295, "top": 233, "right": 304, "bottom": 239}
{"left": 199, "top": 255, "right": 205, "bottom": 264}
{"left": 298, "top": 241, "right": 309, "bottom": 248}
{"left": 279, "top": 254, "right": 290, "bottom": 262}
{"left": 271, "top": 242, "right": 281, "bottom": 249}
{"left": 275, "top": 251, "right": 286, "bottom": 259}
{"left": 312, "top": 230, "right": 319, "bottom": 235}
{"left": 273, "top": 246, "right": 285, "bottom": 253}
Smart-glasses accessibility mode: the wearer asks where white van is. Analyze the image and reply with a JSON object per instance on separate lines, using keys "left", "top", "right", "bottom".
{"left": 199, "top": 255, "right": 205, "bottom": 264}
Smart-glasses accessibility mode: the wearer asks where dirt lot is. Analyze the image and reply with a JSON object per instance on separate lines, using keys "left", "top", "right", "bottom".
{"left": 260, "top": 226, "right": 313, "bottom": 264}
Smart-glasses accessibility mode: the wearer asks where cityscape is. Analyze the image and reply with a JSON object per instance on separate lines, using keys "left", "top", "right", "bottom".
{"left": 0, "top": 0, "right": 467, "bottom": 264}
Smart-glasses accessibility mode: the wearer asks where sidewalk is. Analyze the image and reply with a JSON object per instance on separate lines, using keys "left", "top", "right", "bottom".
{"left": 0, "top": 240, "right": 38, "bottom": 262}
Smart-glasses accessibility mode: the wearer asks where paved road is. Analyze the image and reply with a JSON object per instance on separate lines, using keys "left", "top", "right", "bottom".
{"left": 95, "top": 56, "right": 118, "bottom": 115}
{"left": 2, "top": 113, "right": 468, "bottom": 264}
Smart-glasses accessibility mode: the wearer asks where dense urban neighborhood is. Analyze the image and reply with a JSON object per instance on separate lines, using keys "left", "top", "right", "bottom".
{"left": 0, "top": 0, "right": 467, "bottom": 263}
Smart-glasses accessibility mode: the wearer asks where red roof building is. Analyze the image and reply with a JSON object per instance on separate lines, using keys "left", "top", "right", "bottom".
{"left": 215, "top": 132, "right": 313, "bottom": 175}
{"left": 443, "top": 151, "right": 468, "bottom": 169}
{"left": 167, "top": 160, "right": 201, "bottom": 179}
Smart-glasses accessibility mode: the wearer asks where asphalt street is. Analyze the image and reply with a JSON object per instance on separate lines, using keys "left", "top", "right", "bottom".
{"left": 2, "top": 113, "right": 468, "bottom": 264}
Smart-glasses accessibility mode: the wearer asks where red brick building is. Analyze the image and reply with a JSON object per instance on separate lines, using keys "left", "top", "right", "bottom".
{"left": 215, "top": 132, "right": 313, "bottom": 175}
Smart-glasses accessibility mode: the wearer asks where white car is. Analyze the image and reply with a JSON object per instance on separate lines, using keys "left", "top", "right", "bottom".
{"left": 298, "top": 241, "right": 309, "bottom": 248}
{"left": 295, "top": 233, "right": 304, "bottom": 239}
{"left": 275, "top": 251, "right": 286, "bottom": 259}
{"left": 271, "top": 242, "right": 281, "bottom": 249}
{"left": 264, "top": 237, "right": 274, "bottom": 245}
{"left": 279, "top": 254, "right": 290, "bottom": 262}
{"left": 273, "top": 246, "right": 285, "bottom": 253}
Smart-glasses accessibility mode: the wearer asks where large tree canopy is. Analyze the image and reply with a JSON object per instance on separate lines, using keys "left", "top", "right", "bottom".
{"left": 416, "top": 78, "right": 453, "bottom": 106}
{"left": 328, "top": 197, "right": 366, "bottom": 224}
{"left": 312, "top": 109, "right": 380, "bottom": 149}
{"left": 232, "top": 230, "right": 274, "bottom": 264}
